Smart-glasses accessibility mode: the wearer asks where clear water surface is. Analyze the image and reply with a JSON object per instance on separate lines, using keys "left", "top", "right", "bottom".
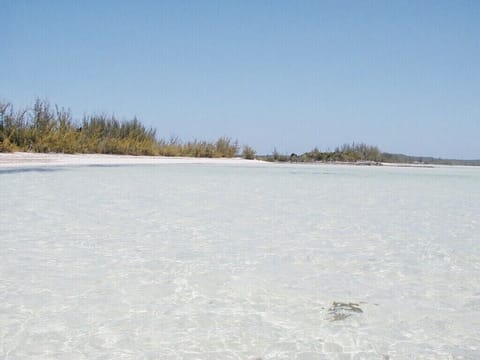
{"left": 1, "top": 163, "right": 479, "bottom": 359}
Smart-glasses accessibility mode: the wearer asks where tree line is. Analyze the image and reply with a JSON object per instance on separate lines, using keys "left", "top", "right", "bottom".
{"left": 262, "top": 143, "right": 382, "bottom": 163}
{"left": 261, "top": 144, "right": 479, "bottom": 165}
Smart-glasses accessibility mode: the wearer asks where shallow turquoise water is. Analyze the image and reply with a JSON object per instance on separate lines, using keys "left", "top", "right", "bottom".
{"left": 1, "top": 164, "right": 479, "bottom": 359}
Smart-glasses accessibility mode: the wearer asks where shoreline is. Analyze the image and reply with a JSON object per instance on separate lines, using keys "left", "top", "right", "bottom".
{"left": 0, "top": 152, "right": 266, "bottom": 169}
{"left": 0, "top": 152, "right": 475, "bottom": 170}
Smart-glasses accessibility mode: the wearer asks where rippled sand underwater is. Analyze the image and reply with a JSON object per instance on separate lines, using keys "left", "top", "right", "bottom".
{"left": 1, "top": 163, "right": 480, "bottom": 359}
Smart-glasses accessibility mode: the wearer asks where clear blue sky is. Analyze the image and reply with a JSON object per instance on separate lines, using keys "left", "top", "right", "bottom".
{"left": 2, "top": 0, "right": 479, "bottom": 158}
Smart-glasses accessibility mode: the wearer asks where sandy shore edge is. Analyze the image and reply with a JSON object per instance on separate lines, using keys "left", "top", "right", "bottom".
{"left": 0, "top": 152, "right": 452, "bottom": 169}
{"left": 0, "top": 152, "right": 266, "bottom": 168}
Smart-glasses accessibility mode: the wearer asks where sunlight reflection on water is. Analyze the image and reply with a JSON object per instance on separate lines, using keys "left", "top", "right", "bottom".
{"left": 1, "top": 164, "right": 479, "bottom": 359}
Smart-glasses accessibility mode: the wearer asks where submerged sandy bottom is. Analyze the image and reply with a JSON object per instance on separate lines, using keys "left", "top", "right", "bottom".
{"left": 1, "top": 162, "right": 479, "bottom": 359}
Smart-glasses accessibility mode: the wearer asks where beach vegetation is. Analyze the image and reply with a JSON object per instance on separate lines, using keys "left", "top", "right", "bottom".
{"left": 259, "top": 143, "right": 382, "bottom": 163}
{"left": 242, "top": 145, "right": 256, "bottom": 160}
{"left": 0, "top": 100, "right": 242, "bottom": 158}
{"left": 3, "top": 99, "right": 478, "bottom": 165}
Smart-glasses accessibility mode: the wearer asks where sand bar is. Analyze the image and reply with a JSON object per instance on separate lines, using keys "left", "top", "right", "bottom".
{"left": 0, "top": 152, "right": 266, "bottom": 169}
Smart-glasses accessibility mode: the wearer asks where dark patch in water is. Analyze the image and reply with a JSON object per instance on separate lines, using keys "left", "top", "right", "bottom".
{"left": 328, "top": 302, "right": 363, "bottom": 321}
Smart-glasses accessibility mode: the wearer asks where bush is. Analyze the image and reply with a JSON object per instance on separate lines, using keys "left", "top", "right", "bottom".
{"left": 242, "top": 145, "right": 256, "bottom": 160}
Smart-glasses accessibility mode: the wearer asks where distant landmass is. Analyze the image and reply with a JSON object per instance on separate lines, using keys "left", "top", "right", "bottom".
{"left": 380, "top": 153, "right": 480, "bottom": 166}
{"left": 260, "top": 144, "right": 480, "bottom": 166}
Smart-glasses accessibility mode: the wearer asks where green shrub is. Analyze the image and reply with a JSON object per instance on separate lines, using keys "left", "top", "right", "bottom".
{"left": 242, "top": 145, "right": 256, "bottom": 160}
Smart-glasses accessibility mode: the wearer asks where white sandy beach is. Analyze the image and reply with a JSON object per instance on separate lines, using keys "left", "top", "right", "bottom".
{"left": 0, "top": 152, "right": 266, "bottom": 168}
{"left": 0, "top": 152, "right": 450, "bottom": 170}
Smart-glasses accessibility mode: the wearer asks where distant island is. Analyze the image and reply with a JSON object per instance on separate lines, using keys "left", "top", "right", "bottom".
{"left": 259, "top": 144, "right": 480, "bottom": 166}
{"left": 1, "top": 99, "right": 479, "bottom": 166}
